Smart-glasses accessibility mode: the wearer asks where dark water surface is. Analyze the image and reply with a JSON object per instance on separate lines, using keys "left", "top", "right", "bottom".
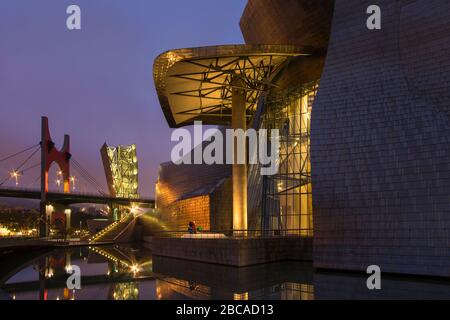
{"left": 1, "top": 244, "right": 450, "bottom": 300}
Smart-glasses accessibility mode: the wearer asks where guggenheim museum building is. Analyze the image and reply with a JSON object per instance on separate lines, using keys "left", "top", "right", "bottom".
{"left": 153, "top": 0, "right": 450, "bottom": 278}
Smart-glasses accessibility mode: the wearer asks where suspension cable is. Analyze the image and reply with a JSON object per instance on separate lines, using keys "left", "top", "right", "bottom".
{"left": 0, "top": 147, "right": 109, "bottom": 196}
{"left": 20, "top": 162, "right": 40, "bottom": 174}
{"left": 0, "top": 176, "right": 10, "bottom": 186}
{"left": 72, "top": 161, "right": 104, "bottom": 190}
{"left": 71, "top": 166, "right": 106, "bottom": 195}
{"left": 0, "top": 145, "right": 41, "bottom": 186}
{"left": 72, "top": 158, "right": 105, "bottom": 190}
{"left": 15, "top": 147, "right": 40, "bottom": 171}
{"left": 27, "top": 174, "right": 41, "bottom": 188}
{"left": 71, "top": 159, "right": 106, "bottom": 195}
{"left": 0, "top": 143, "right": 40, "bottom": 163}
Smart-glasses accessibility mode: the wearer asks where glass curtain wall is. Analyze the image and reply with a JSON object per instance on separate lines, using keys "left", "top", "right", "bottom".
{"left": 104, "top": 145, "right": 139, "bottom": 199}
{"left": 261, "top": 82, "right": 317, "bottom": 237}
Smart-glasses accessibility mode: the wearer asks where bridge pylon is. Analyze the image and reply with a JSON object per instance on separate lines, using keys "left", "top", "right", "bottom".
{"left": 39, "top": 116, "right": 71, "bottom": 238}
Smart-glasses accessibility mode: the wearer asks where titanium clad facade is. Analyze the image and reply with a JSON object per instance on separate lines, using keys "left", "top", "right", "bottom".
{"left": 155, "top": 128, "right": 233, "bottom": 231}
{"left": 155, "top": 163, "right": 233, "bottom": 231}
{"left": 312, "top": 0, "right": 450, "bottom": 277}
{"left": 153, "top": 0, "right": 450, "bottom": 277}
{"left": 241, "top": 0, "right": 450, "bottom": 277}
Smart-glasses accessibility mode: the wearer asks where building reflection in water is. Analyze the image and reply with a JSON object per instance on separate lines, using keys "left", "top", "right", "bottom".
{"left": 155, "top": 279, "right": 315, "bottom": 300}
{"left": 2, "top": 245, "right": 316, "bottom": 300}
{"left": 5, "top": 245, "right": 450, "bottom": 300}
{"left": 3, "top": 245, "right": 155, "bottom": 300}
{"left": 152, "top": 256, "right": 314, "bottom": 300}
{"left": 109, "top": 282, "right": 140, "bottom": 300}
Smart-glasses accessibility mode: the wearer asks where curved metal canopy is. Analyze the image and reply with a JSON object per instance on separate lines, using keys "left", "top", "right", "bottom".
{"left": 153, "top": 44, "right": 312, "bottom": 128}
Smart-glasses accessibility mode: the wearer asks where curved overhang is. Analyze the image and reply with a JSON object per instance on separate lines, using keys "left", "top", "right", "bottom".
{"left": 240, "top": 0, "right": 335, "bottom": 49}
{"left": 153, "top": 44, "right": 313, "bottom": 128}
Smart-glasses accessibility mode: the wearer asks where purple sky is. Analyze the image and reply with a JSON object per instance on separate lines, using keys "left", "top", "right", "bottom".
{"left": 0, "top": 0, "right": 246, "bottom": 197}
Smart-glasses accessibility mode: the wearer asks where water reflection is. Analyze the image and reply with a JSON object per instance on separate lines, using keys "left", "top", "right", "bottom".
{"left": 153, "top": 256, "right": 314, "bottom": 300}
{"left": 2, "top": 245, "right": 450, "bottom": 300}
{"left": 110, "top": 283, "right": 139, "bottom": 300}
{"left": 1, "top": 244, "right": 155, "bottom": 300}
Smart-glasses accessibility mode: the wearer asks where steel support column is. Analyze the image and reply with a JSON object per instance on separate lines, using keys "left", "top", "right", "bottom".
{"left": 232, "top": 78, "right": 247, "bottom": 235}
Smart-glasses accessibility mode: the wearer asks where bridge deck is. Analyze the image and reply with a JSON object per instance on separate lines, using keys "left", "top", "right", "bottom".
{"left": 0, "top": 187, "right": 155, "bottom": 206}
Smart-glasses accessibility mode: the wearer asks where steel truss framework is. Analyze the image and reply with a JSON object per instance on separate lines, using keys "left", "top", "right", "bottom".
{"left": 170, "top": 56, "right": 280, "bottom": 121}
{"left": 153, "top": 45, "right": 312, "bottom": 127}
{"left": 261, "top": 82, "right": 318, "bottom": 237}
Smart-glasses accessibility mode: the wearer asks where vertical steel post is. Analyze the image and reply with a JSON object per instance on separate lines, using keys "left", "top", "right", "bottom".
{"left": 232, "top": 77, "right": 248, "bottom": 235}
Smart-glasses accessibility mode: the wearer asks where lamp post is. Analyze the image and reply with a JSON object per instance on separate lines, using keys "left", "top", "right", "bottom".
{"left": 70, "top": 176, "right": 76, "bottom": 191}
{"left": 10, "top": 170, "right": 21, "bottom": 186}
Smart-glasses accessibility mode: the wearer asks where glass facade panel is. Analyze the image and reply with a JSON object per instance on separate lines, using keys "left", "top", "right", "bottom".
{"left": 261, "top": 82, "right": 318, "bottom": 236}
{"left": 101, "top": 144, "right": 139, "bottom": 199}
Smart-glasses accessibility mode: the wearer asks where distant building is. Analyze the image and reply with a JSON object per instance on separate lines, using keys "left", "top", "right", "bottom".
{"left": 100, "top": 143, "right": 139, "bottom": 199}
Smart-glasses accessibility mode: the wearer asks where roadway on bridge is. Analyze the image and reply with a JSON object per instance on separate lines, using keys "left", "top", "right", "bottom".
{"left": 0, "top": 187, "right": 155, "bottom": 206}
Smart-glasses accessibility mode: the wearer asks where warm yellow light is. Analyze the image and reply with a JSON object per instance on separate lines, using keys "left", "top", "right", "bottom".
{"left": 277, "top": 182, "right": 283, "bottom": 191}
{"left": 130, "top": 206, "right": 138, "bottom": 214}
{"left": 0, "top": 227, "right": 10, "bottom": 236}
{"left": 233, "top": 292, "right": 249, "bottom": 300}
{"left": 45, "top": 267, "right": 54, "bottom": 278}
{"left": 10, "top": 170, "right": 21, "bottom": 185}
{"left": 130, "top": 264, "right": 140, "bottom": 275}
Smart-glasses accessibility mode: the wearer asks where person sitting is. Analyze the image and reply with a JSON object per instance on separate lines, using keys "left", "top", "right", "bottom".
{"left": 188, "top": 221, "right": 197, "bottom": 234}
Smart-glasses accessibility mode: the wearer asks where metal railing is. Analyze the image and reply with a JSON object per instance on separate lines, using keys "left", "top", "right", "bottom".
{"left": 153, "top": 229, "right": 313, "bottom": 239}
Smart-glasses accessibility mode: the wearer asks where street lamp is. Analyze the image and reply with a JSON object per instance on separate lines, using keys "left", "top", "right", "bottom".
{"left": 70, "top": 176, "right": 76, "bottom": 191}
{"left": 10, "top": 170, "right": 21, "bottom": 186}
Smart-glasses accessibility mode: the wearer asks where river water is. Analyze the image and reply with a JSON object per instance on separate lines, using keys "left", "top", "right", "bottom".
{"left": 1, "top": 244, "right": 450, "bottom": 300}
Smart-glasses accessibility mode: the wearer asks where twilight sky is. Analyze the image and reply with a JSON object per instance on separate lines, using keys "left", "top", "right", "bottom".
{"left": 0, "top": 0, "right": 246, "bottom": 197}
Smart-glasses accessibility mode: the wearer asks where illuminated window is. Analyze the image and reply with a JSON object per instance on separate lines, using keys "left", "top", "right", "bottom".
{"left": 101, "top": 143, "right": 139, "bottom": 199}
{"left": 260, "top": 81, "right": 317, "bottom": 236}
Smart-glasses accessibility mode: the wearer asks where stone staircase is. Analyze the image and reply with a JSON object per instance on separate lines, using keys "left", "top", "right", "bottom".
{"left": 89, "top": 214, "right": 135, "bottom": 243}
